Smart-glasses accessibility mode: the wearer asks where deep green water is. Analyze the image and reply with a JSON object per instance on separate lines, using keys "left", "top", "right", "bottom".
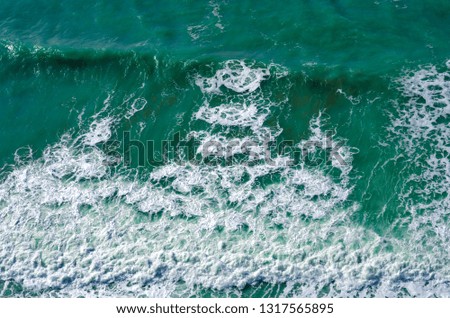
{"left": 1, "top": 0, "right": 450, "bottom": 297}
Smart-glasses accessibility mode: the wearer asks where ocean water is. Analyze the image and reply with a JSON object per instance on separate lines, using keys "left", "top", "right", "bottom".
{"left": 1, "top": 0, "right": 450, "bottom": 297}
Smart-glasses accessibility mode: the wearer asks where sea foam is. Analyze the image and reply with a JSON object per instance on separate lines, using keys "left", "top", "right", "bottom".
{"left": 3, "top": 60, "right": 444, "bottom": 297}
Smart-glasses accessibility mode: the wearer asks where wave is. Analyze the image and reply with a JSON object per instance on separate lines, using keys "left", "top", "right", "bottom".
{"left": 1, "top": 44, "right": 450, "bottom": 297}
{"left": 0, "top": 59, "right": 364, "bottom": 297}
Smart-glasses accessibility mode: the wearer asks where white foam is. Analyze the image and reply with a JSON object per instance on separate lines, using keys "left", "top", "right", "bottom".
{"left": 125, "top": 97, "right": 147, "bottom": 119}
{"left": 83, "top": 118, "right": 113, "bottom": 146}
{"left": 6, "top": 60, "right": 446, "bottom": 298}
{"left": 187, "top": 25, "right": 208, "bottom": 41}
{"left": 195, "top": 60, "right": 270, "bottom": 94}
{"left": 195, "top": 102, "right": 266, "bottom": 129}
{"left": 336, "top": 88, "right": 362, "bottom": 105}
{"left": 210, "top": 0, "right": 224, "bottom": 30}
{"left": 383, "top": 61, "right": 450, "bottom": 296}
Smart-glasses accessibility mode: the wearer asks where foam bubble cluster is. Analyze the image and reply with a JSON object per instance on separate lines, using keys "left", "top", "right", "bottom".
{"left": 2, "top": 60, "right": 448, "bottom": 297}
{"left": 195, "top": 60, "right": 271, "bottom": 94}
{"left": 383, "top": 61, "right": 450, "bottom": 295}
{"left": 391, "top": 62, "right": 450, "bottom": 227}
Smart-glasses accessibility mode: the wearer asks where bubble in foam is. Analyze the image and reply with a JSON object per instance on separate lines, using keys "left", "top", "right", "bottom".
{"left": 83, "top": 117, "right": 113, "bottom": 146}
{"left": 125, "top": 97, "right": 147, "bottom": 119}
{"left": 195, "top": 102, "right": 266, "bottom": 129}
{"left": 195, "top": 60, "right": 270, "bottom": 94}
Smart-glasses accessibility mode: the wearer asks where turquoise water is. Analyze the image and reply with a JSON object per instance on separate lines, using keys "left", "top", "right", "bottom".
{"left": 1, "top": 0, "right": 450, "bottom": 297}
